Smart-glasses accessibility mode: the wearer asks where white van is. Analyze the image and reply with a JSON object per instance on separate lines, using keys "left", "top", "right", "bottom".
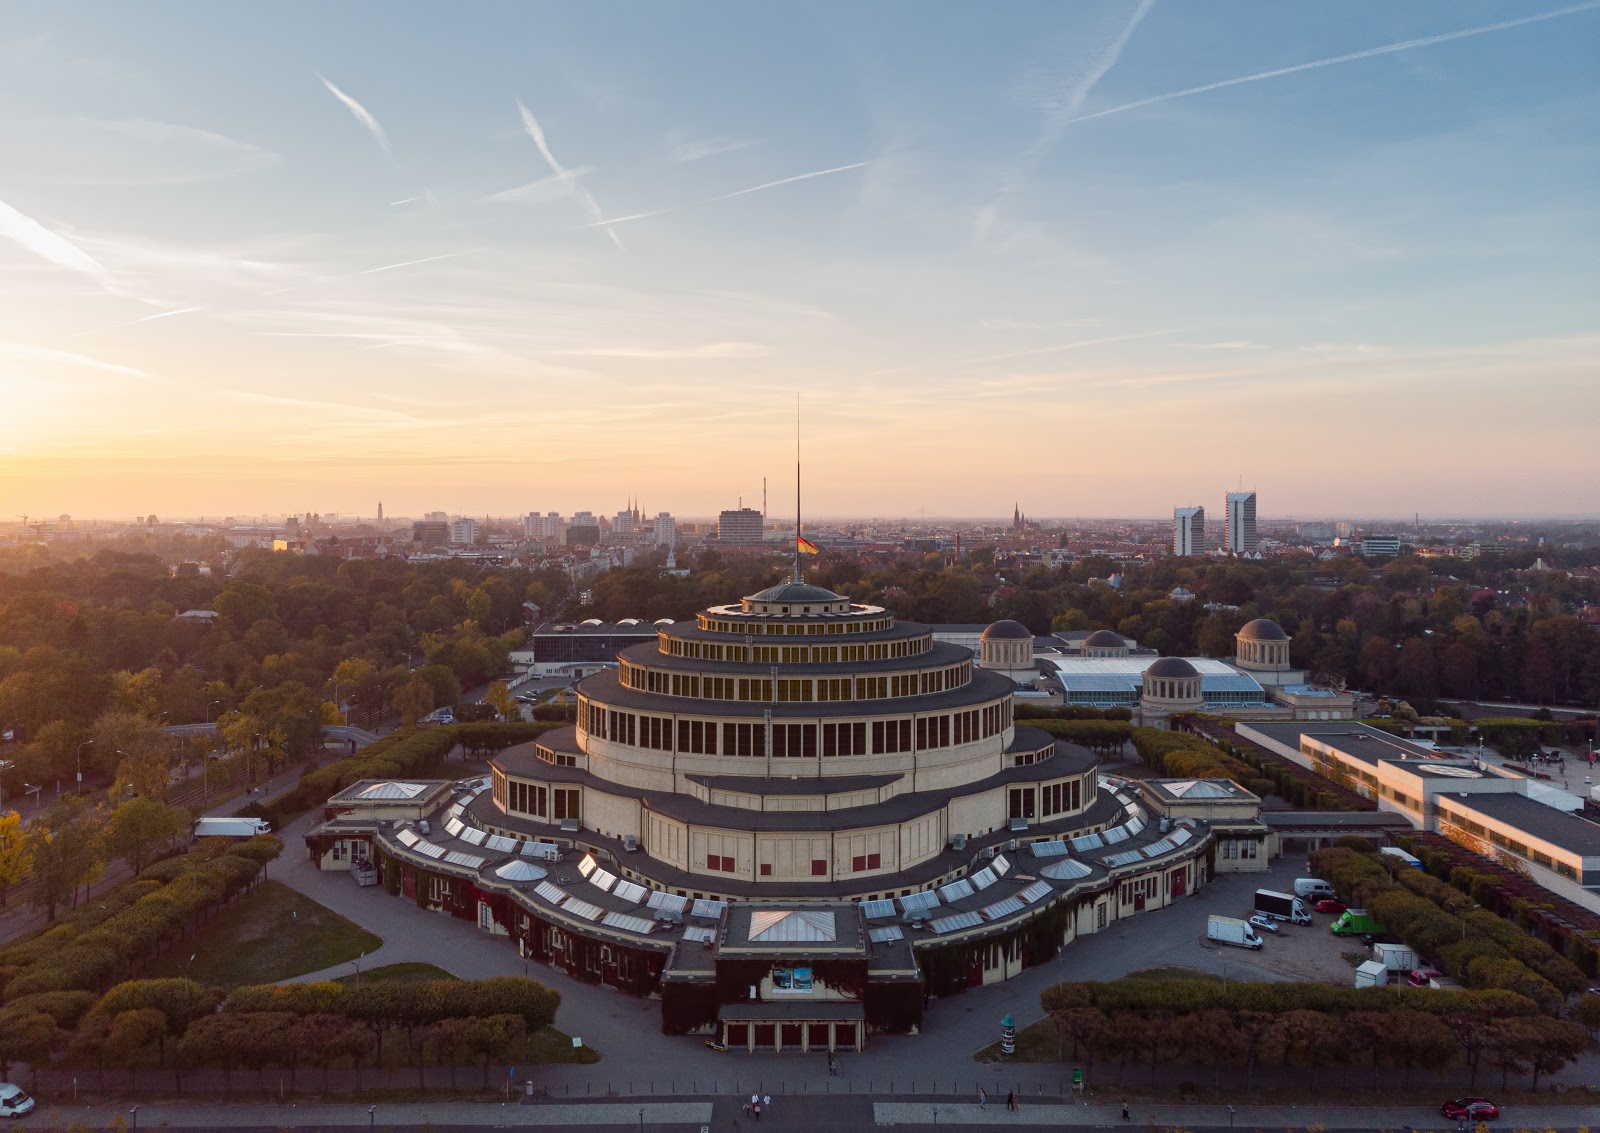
{"left": 1293, "top": 878, "right": 1336, "bottom": 900}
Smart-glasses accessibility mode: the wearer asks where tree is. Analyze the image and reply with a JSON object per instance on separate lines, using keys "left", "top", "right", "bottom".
{"left": 104, "top": 796, "right": 189, "bottom": 876}
{"left": 0, "top": 1010, "right": 64, "bottom": 1088}
{"left": 483, "top": 681, "right": 517, "bottom": 722}
{"left": 464, "top": 1013, "right": 525, "bottom": 1088}
{"left": 103, "top": 1008, "right": 167, "bottom": 1089}
{"left": 26, "top": 799, "right": 104, "bottom": 921}
{"left": 1524, "top": 1017, "right": 1588, "bottom": 1091}
{"left": 0, "top": 809, "right": 30, "bottom": 907}
{"left": 394, "top": 676, "right": 435, "bottom": 730}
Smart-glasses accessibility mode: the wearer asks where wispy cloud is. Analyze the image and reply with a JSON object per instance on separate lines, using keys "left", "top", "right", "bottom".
{"left": 0, "top": 343, "right": 149, "bottom": 379}
{"left": 0, "top": 195, "right": 108, "bottom": 278}
{"left": 711, "top": 161, "right": 871, "bottom": 202}
{"left": 1067, "top": 1, "right": 1600, "bottom": 125}
{"left": 561, "top": 342, "right": 771, "bottom": 360}
{"left": 980, "top": 0, "right": 1155, "bottom": 237}
{"left": 515, "top": 99, "right": 621, "bottom": 249}
{"left": 359, "top": 251, "right": 476, "bottom": 275}
{"left": 77, "top": 307, "right": 204, "bottom": 336}
{"left": 78, "top": 118, "right": 280, "bottom": 182}
{"left": 482, "top": 168, "right": 595, "bottom": 205}
{"left": 670, "top": 136, "right": 754, "bottom": 164}
{"left": 318, "top": 74, "right": 391, "bottom": 156}
{"left": 575, "top": 210, "right": 670, "bottom": 230}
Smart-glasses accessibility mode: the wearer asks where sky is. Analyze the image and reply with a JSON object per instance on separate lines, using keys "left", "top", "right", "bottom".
{"left": 1, "top": 1, "right": 1597, "bottom": 522}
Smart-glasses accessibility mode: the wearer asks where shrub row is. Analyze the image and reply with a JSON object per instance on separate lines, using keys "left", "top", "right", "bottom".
{"left": 1310, "top": 845, "right": 1588, "bottom": 1009}
{"left": 1128, "top": 728, "right": 1277, "bottom": 802}
{"left": 0, "top": 836, "right": 280, "bottom": 1002}
{"left": 1042, "top": 975, "right": 1591, "bottom": 1091}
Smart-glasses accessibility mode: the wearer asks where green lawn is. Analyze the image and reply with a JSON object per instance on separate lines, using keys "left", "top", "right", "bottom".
{"left": 147, "top": 880, "right": 382, "bottom": 987}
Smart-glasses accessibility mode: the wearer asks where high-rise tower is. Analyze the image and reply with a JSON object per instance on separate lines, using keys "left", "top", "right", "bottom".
{"left": 1225, "top": 491, "right": 1257, "bottom": 555}
{"left": 1173, "top": 506, "right": 1205, "bottom": 556}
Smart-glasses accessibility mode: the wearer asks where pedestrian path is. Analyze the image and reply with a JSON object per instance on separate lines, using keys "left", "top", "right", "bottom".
{"left": 33, "top": 1100, "right": 712, "bottom": 1128}
{"left": 870, "top": 1101, "right": 1600, "bottom": 1128}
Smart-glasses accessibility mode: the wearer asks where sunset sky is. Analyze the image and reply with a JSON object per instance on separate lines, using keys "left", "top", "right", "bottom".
{"left": 2, "top": 1, "right": 1597, "bottom": 520}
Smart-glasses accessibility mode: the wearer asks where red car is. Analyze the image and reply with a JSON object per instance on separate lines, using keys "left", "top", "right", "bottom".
{"left": 1441, "top": 1098, "right": 1499, "bottom": 1121}
{"left": 1407, "top": 968, "right": 1444, "bottom": 988}
{"left": 1314, "top": 898, "right": 1347, "bottom": 915}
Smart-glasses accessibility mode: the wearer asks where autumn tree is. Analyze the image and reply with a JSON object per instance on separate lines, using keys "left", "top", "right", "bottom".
{"left": 0, "top": 809, "right": 30, "bottom": 907}
{"left": 104, "top": 796, "right": 189, "bottom": 875}
{"left": 394, "top": 676, "right": 435, "bottom": 730}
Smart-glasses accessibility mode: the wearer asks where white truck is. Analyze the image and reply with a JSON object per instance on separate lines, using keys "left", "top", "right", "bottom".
{"left": 1373, "top": 941, "right": 1418, "bottom": 971}
{"left": 193, "top": 816, "right": 272, "bottom": 839}
{"left": 1207, "top": 914, "right": 1263, "bottom": 950}
{"left": 1355, "top": 960, "right": 1390, "bottom": 988}
{"left": 1254, "top": 889, "right": 1313, "bottom": 924}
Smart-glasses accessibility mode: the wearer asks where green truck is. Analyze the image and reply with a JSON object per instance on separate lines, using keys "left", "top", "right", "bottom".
{"left": 1330, "top": 910, "right": 1384, "bottom": 936}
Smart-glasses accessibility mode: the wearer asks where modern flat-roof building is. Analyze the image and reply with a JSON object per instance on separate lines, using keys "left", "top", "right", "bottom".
{"left": 412, "top": 520, "right": 449, "bottom": 547}
{"left": 511, "top": 620, "right": 669, "bottom": 678}
{"left": 449, "top": 518, "right": 480, "bottom": 545}
{"left": 716, "top": 507, "right": 765, "bottom": 545}
{"left": 1225, "top": 491, "right": 1257, "bottom": 555}
{"left": 1173, "top": 506, "right": 1205, "bottom": 557}
{"left": 1360, "top": 535, "right": 1403, "bottom": 558}
{"left": 1237, "top": 720, "right": 1600, "bottom": 913}
{"left": 312, "top": 575, "right": 1233, "bottom": 1049}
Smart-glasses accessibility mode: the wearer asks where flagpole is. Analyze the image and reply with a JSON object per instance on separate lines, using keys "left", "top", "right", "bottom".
{"left": 794, "top": 393, "right": 802, "bottom": 584}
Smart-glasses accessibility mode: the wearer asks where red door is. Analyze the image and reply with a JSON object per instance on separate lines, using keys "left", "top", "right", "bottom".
{"left": 1171, "top": 869, "right": 1187, "bottom": 898}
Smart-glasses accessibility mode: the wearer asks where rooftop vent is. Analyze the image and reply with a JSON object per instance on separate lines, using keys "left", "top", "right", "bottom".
{"left": 951, "top": 834, "right": 968, "bottom": 852}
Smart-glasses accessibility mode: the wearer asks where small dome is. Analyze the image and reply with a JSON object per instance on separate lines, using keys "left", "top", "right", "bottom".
{"left": 981, "top": 619, "right": 1032, "bottom": 641}
{"left": 1082, "top": 629, "right": 1124, "bottom": 648}
{"left": 494, "top": 859, "right": 548, "bottom": 882}
{"left": 1237, "top": 618, "right": 1288, "bottom": 642}
{"left": 746, "top": 581, "right": 845, "bottom": 604}
{"left": 1145, "top": 656, "right": 1199, "bottom": 679}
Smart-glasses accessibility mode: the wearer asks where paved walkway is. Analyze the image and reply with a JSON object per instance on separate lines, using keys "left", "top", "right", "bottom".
{"left": 23, "top": 1095, "right": 1600, "bottom": 1131}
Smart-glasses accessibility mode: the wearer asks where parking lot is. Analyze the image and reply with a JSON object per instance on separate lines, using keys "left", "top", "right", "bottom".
{"left": 1185, "top": 858, "right": 1367, "bottom": 986}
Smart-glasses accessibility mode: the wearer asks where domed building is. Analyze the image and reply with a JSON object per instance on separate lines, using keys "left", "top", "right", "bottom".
{"left": 1235, "top": 618, "right": 1291, "bottom": 676}
{"left": 1136, "top": 657, "right": 1204, "bottom": 727}
{"left": 317, "top": 574, "right": 1227, "bottom": 1052}
{"left": 978, "top": 619, "right": 1036, "bottom": 684}
{"left": 1081, "top": 629, "right": 1129, "bottom": 658}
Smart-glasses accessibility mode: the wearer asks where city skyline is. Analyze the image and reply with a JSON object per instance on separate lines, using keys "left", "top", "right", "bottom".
{"left": 2, "top": 2, "right": 1598, "bottom": 518}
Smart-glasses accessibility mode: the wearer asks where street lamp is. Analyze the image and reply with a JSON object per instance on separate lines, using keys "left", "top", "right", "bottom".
{"left": 368, "top": 1104, "right": 376, "bottom": 1130}
{"left": 23, "top": 783, "right": 41, "bottom": 811}
{"left": 129, "top": 1105, "right": 139, "bottom": 1133}
{"left": 76, "top": 739, "right": 93, "bottom": 790}
{"left": 1228, "top": 1104, "right": 1236, "bottom": 1130}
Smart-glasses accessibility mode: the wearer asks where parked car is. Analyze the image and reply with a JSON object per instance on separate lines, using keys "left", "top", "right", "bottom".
{"left": 0, "top": 1084, "right": 35, "bottom": 1119}
{"left": 1247, "top": 914, "right": 1280, "bottom": 934}
{"left": 1407, "top": 968, "right": 1444, "bottom": 988}
{"left": 1315, "top": 898, "right": 1347, "bottom": 915}
{"left": 1441, "top": 1098, "right": 1499, "bottom": 1121}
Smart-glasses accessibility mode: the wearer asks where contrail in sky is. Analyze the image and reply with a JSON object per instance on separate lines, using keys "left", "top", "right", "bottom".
{"left": 516, "top": 99, "right": 621, "bottom": 249}
{"left": 711, "top": 161, "right": 870, "bottom": 201}
{"left": 0, "top": 195, "right": 107, "bottom": 277}
{"left": 1067, "top": 0, "right": 1600, "bottom": 125}
{"left": 576, "top": 210, "right": 670, "bottom": 230}
{"left": 319, "top": 75, "right": 392, "bottom": 156}
{"left": 360, "top": 251, "right": 474, "bottom": 274}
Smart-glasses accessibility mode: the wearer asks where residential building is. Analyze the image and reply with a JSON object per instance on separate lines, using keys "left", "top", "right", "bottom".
{"left": 613, "top": 510, "right": 636, "bottom": 536}
{"left": 524, "top": 512, "right": 563, "bottom": 540}
{"left": 717, "top": 507, "right": 765, "bottom": 545}
{"left": 1173, "top": 506, "right": 1205, "bottom": 557}
{"left": 654, "top": 512, "right": 677, "bottom": 548}
{"left": 1225, "top": 491, "right": 1257, "bottom": 555}
{"left": 449, "top": 518, "right": 480, "bottom": 545}
{"left": 412, "top": 520, "right": 450, "bottom": 546}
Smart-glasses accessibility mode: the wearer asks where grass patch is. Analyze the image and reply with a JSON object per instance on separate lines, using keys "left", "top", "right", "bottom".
{"left": 1125, "top": 966, "right": 1222, "bottom": 983}
{"left": 526, "top": 1026, "right": 601, "bottom": 1064}
{"left": 337, "top": 962, "right": 455, "bottom": 987}
{"left": 147, "top": 880, "right": 382, "bottom": 987}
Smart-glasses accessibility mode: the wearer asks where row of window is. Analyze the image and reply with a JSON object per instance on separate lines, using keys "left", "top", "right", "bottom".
{"left": 711, "top": 854, "right": 883, "bottom": 876}
{"left": 619, "top": 662, "right": 973, "bottom": 703}
{"left": 499, "top": 777, "right": 581, "bottom": 821}
{"left": 1006, "top": 777, "right": 1087, "bottom": 820}
{"left": 1217, "top": 839, "right": 1259, "bottom": 859}
{"left": 696, "top": 616, "right": 891, "bottom": 636}
{"left": 581, "top": 699, "right": 1013, "bottom": 756}
{"left": 663, "top": 635, "right": 928, "bottom": 662}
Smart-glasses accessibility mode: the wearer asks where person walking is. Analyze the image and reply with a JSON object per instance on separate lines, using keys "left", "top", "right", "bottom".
{"left": 979, "top": 1087, "right": 987, "bottom": 1110}
{"left": 1007, "top": 1089, "right": 1018, "bottom": 1112}
{"left": 1122, "top": 1099, "right": 1131, "bottom": 1121}
{"left": 762, "top": 1093, "right": 771, "bottom": 1113}
{"left": 752, "top": 1099, "right": 761, "bottom": 1121}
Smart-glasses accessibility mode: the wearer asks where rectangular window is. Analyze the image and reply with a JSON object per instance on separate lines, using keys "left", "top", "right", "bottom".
{"left": 812, "top": 859, "right": 827, "bottom": 876}
{"left": 760, "top": 863, "right": 772, "bottom": 876}
{"left": 852, "top": 855, "right": 866, "bottom": 872}
{"left": 553, "top": 788, "right": 579, "bottom": 822}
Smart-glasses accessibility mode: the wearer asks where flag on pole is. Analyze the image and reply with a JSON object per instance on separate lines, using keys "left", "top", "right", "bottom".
{"left": 797, "top": 535, "right": 820, "bottom": 555}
